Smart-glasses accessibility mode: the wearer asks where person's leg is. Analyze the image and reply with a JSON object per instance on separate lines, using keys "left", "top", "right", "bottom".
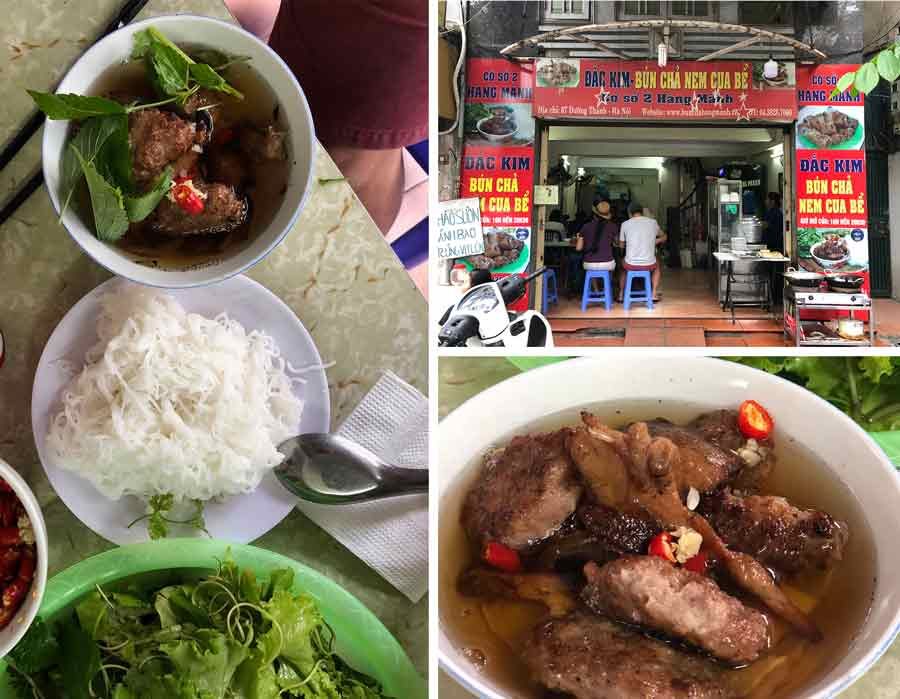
{"left": 224, "top": 0, "right": 281, "bottom": 40}
{"left": 652, "top": 265, "right": 662, "bottom": 300}
{"left": 619, "top": 266, "right": 628, "bottom": 300}
{"left": 328, "top": 146, "right": 405, "bottom": 234}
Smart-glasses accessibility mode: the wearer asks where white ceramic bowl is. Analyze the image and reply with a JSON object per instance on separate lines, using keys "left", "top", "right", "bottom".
{"left": 41, "top": 14, "right": 316, "bottom": 288}
{"left": 439, "top": 357, "right": 900, "bottom": 699}
{"left": 476, "top": 116, "right": 518, "bottom": 143}
{"left": 0, "top": 457, "right": 48, "bottom": 657}
{"left": 811, "top": 241, "right": 851, "bottom": 270}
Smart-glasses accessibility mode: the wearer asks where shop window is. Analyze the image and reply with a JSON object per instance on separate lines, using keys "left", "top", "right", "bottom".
{"left": 671, "top": 1, "right": 710, "bottom": 17}
{"left": 619, "top": 1, "right": 713, "bottom": 20}
{"left": 739, "top": 2, "right": 793, "bottom": 26}
{"left": 543, "top": 0, "right": 590, "bottom": 21}
{"left": 620, "top": 1, "right": 662, "bottom": 18}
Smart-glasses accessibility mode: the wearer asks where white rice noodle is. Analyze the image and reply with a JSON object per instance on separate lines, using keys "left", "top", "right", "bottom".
{"left": 46, "top": 287, "right": 304, "bottom": 502}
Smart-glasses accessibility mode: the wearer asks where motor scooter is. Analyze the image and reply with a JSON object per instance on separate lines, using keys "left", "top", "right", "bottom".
{"left": 437, "top": 268, "right": 554, "bottom": 347}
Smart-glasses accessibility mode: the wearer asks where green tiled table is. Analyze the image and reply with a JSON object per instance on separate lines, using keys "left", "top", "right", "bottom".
{"left": 0, "top": 0, "right": 427, "bottom": 679}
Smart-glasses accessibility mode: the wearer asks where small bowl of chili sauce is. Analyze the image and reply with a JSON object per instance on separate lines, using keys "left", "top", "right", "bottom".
{"left": 0, "top": 457, "right": 48, "bottom": 657}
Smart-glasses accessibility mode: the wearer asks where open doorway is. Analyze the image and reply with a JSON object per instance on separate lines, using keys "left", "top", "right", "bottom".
{"left": 539, "top": 123, "right": 789, "bottom": 320}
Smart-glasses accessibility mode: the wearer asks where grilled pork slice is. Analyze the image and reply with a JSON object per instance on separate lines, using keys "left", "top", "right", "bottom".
{"left": 582, "top": 556, "right": 770, "bottom": 665}
{"left": 579, "top": 504, "right": 660, "bottom": 556}
{"left": 689, "top": 410, "right": 775, "bottom": 490}
{"left": 523, "top": 612, "right": 734, "bottom": 699}
{"left": 129, "top": 108, "right": 196, "bottom": 185}
{"left": 699, "top": 490, "right": 849, "bottom": 575}
{"left": 150, "top": 182, "right": 247, "bottom": 237}
{"left": 460, "top": 430, "right": 582, "bottom": 551}
{"left": 644, "top": 419, "right": 745, "bottom": 494}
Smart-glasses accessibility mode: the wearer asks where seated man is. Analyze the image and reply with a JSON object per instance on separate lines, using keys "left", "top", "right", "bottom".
{"left": 617, "top": 202, "right": 667, "bottom": 302}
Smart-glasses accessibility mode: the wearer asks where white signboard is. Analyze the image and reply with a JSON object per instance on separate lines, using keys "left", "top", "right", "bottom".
{"left": 534, "top": 185, "right": 558, "bottom": 206}
{"left": 436, "top": 197, "right": 485, "bottom": 260}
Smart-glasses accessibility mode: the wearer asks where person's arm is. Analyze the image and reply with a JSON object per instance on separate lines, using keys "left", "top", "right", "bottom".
{"left": 655, "top": 223, "right": 667, "bottom": 245}
{"left": 575, "top": 235, "right": 584, "bottom": 252}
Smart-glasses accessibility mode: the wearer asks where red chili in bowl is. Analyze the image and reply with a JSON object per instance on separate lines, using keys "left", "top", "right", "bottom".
{"left": 0, "top": 479, "right": 35, "bottom": 629}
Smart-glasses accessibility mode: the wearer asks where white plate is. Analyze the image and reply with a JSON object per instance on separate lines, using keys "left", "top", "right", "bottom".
{"left": 439, "top": 357, "right": 900, "bottom": 699}
{"left": 31, "top": 275, "right": 330, "bottom": 545}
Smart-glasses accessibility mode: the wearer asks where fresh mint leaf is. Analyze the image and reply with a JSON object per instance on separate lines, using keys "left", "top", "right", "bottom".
{"left": 27, "top": 90, "right": 126, "bottom": 120}
{"left": 138, "top": 27, "right": 195, "bottom": 99}
{"left": 146, "top": 27, "right": 195, "bottom": 65}
{"left": 125, "top": 166, "right": 172, "bottom": 222}
{"left": 131, "top": 28, "right": 154, "bottom": 59}
{"left": 149, "top": 42, "right": 191, "bottom": 96}
{"left": 72, "top": 144, "right": 130, "bottom": 242}
{"left": 97, "top": 114, "right": 133, "bottom": 192}
{"left": 189, "top": 63, "right": 243, "bottom": 99}
{"left": 59, "top": 115, "right": 122, "bottom": 218}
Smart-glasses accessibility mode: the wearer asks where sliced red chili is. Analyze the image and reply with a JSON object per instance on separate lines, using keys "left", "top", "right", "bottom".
{"left": 171, "top": 181, "right": 205, "bottom": 216}
{"left": 738, "top": 400, "right": 774, "bottom": 440}
{"left": 683, "top": 551, "right": 709, "bottom": 574}
{"left": 648, "top": 532, "right": 676, "bottom": 563}
{"left": 482, "top": 541, "right": 522, "bottom": 573}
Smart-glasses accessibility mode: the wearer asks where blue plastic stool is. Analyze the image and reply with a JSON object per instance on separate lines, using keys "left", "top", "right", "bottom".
{"left": 623, "top": 270, "right": 654, "bottom": 310}
{"left": 580, "top": 270, "right": 612, "bottom": 312}
{"left": 543, "top": 268, "right": 559, "bottom": 312}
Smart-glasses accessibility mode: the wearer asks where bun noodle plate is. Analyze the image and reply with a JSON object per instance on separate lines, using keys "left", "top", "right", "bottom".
{"left": 46, "top": 285, "right": 304, "bottom": 505}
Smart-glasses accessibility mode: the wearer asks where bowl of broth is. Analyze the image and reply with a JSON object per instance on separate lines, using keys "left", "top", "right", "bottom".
{"left": 439, "top": 357, "right": 900, "bottom": 699}
{"left": 41, "top": 14, "right": 315, "bottom": 288}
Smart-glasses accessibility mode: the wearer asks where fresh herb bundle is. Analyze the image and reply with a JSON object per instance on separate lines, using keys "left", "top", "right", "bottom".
{"left": 27, "top": 27, "right": 243, "bottom": 242}
{"left": 7, "top": 559, "right": 391, "bottom": 699}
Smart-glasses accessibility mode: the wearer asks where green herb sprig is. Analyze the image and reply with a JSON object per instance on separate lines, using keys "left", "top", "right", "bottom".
{"left": 126, "top": 493, "right": 210, "bottom": 540}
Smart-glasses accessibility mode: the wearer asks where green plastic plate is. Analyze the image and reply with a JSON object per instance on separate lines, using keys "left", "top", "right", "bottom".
{"left": 0, "top": 539, "right": 425, "bottom": 698}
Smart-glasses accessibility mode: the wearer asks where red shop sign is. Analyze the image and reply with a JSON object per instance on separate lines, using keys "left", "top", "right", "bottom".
{"left": 533, "top": 59, "right": 797, "bottom": 122}
{"left": 460, "top": 144, "right": 534, "bottom": 228}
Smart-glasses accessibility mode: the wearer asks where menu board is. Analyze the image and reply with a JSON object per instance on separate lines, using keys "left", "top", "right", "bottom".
{"left": 533, "top": 59, "right": 797, "bottom": 122}
{"left": 458, "top": 58, "right": 536, "bottom": 311}
{"left": 794, "top": 64, "right": 868, "bottom": 285}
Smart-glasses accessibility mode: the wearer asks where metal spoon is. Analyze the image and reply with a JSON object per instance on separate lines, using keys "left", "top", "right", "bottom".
{"left": 275, "top": 433, "right": 428, "bottom": 505}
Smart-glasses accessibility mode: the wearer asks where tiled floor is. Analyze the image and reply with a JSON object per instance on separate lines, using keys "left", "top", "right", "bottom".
{"left": 548, "top": 270, "right": 900, "bottom": 347}
{"left": 549, "top": 268, "right": 771, "bottom": 321}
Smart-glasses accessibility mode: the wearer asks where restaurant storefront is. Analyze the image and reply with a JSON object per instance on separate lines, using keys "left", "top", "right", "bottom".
{"left": 440, "top": 3, "right": 880, "bottom": 345}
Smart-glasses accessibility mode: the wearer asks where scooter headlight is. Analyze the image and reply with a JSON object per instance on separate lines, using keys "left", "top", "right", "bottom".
{"left": 458, "top": 285, "right": 500, "bottom": 314}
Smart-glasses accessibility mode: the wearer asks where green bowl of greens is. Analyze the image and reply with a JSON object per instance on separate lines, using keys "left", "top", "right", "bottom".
{"left": 0, "top": 540, "right": 425, "bottom": 699}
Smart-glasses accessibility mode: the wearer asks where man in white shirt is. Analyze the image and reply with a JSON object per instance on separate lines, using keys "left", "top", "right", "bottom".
{"left": 617, "top": 202, "right": 667, "bottom": 302}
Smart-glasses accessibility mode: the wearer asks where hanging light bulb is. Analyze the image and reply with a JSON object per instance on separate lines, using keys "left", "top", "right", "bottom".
{"left": 657, "top": 41, "right": 668, "bottom": 68}
{"left": 764, "top": 54, "right": 779, "bottom": 80}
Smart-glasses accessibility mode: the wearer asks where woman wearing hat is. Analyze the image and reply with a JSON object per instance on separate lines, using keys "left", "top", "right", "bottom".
{"left": 575, "top": 199, "right": 618, "bottom": 299}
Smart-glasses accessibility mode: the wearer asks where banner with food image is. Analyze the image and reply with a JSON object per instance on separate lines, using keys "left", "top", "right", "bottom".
{"left": 457, "top": 59, "right": 535, "bottom": 310}
{"left": 794, "top": 65, "right": 868, "bottom": 285}
{"left": 533, "top": 60, "right": 797, "bottom": 121}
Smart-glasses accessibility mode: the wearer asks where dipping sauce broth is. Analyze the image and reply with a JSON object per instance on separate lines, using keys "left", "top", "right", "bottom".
{"left": 440, "top": 400, "right": 875, "bottom": 699}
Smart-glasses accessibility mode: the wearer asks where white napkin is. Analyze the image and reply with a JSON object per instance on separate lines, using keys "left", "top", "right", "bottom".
{"left": 295, "top": 371, "right": 428, "bottom": 602}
